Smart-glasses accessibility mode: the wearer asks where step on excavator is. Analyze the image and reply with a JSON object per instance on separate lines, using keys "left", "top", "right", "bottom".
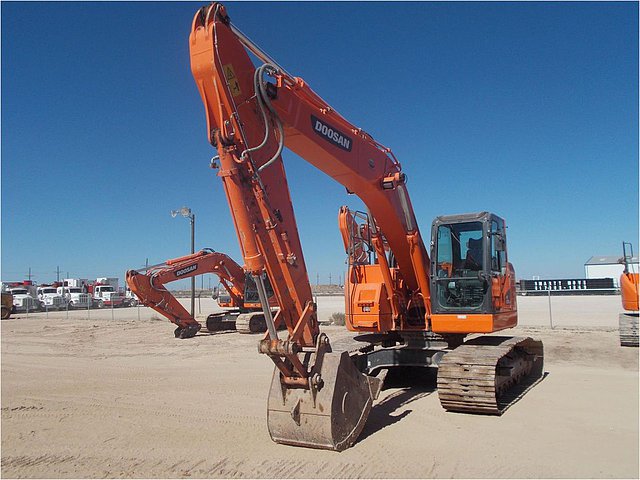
{"left": 186, "top": 2, "right": 544, "bottom": 450}
{"left": 618, "top": 242, "right": 639, "bottom": 347}
{"left": 126, "top": 249, "right": 280, "bottom": 337}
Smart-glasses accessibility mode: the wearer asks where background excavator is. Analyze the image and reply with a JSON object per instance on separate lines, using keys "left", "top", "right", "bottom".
{"left": 126, "top": 249, "right": 279, "bottom": 337}
{"left": 618, "top": 241, "right": 639, "bottom": 347}
{"left": 187, "top": 2, "right": 544, "bottom": 450}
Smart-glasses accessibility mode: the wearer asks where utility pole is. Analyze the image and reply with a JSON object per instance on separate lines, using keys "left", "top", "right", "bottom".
{"left": 190, "top": 213, "right": 195, "bottom": 317}
{"left": 56, "top": 266, "right": 61, "bottom": 283}
{"left": 27, "top": 267, "right": 33, "bottom": 281}
{"left": 316, "top": 273, "right": 319, "bottom": 285}
{"left": 171, "top": 207, "right": 195, "bottom": 318}
{"left": 329, "top": 273, "right": 332, "bottom": 285}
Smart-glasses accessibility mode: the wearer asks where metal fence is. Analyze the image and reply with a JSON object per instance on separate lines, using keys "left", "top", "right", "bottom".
{"left": 17, "top": 299, "right": 142, "bottom": 322}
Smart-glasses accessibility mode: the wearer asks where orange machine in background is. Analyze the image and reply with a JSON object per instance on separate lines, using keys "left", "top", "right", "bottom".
{"left": 618, "top": 242, "right": 639, "bottom": 347}
{"left": 126, "top": 249, "right": 279, "bottom": 337}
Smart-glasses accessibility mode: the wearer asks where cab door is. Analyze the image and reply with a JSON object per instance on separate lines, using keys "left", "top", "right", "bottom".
{"left": 489, "top": 218, "right": 517, "bottom": 319}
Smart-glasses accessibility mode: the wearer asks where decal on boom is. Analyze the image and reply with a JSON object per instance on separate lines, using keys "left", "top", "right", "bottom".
{"left": 311, "top": 115, "right": 352, "bottom": 152}
{"left": 175, "top": 264, "right": 198, "bottom": 277}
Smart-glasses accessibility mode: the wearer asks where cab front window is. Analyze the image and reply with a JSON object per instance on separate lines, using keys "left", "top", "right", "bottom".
{"left": 435, "top": 221, "right": 486, "bottom": 309}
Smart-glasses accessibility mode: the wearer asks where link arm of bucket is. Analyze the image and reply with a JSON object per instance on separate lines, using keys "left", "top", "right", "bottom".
{"left": 258, "top": 295, "right": 321, "bottom": 383}
{"left": 253, "top": 273, "right": 278, "bottom": 339}
{"left": 258, "top": 334, "right": 309, "bottom": 382}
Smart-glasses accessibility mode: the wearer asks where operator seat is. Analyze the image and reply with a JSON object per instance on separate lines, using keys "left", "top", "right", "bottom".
{"left": 464, "top": 238, "right": 483, "bottom": 271}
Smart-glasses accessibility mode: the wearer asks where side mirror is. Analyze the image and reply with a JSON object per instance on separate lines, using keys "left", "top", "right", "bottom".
{"left": 211, "top": 287, "right": 219, "bottom": 300}
{"left": 493, "top": 232, "right": 506, "bottom": 252}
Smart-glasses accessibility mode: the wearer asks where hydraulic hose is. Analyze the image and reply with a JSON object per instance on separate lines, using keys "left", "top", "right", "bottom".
{"left": 238, "top": 63, "right": 285, "bottom": 173}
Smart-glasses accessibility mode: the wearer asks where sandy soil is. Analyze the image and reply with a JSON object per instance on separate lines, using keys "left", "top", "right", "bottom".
{"left": 1, "top": 297, "right": 638, "bottom": 478}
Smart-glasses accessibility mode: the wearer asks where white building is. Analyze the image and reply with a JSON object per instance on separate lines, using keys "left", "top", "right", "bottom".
{"left": 584, "top": 255, "right": 639, "bottom": 287}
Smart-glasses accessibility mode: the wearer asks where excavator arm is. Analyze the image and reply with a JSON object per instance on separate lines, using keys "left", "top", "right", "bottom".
{"left": 126, "top": 249, "right": 245, "bottom": 338}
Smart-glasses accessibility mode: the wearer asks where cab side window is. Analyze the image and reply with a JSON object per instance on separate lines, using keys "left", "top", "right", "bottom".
{"left": 490, "top": 220, "right": 506, "bottom": 273}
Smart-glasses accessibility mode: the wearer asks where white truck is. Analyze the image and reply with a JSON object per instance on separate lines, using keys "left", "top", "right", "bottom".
{"left": 63, "top": 278, "right": 90, "bottom": 289}
{"left": 124, "top": 287, "right": 139, "bottom": 307}
{"left": 57, "top": 286, "right": 92, "bottom": 309}
{"left": 36, "top": 286, "right": 67, "bottom": 310}
{"left": 8, "top": 287, "right": 43, "bottom": 312}
{"left": 89, "top": 278, "right": 125, "bottom": 308}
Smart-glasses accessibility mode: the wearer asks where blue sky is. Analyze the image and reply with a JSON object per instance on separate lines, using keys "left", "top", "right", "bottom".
{"left": 1, "top": 1, "right": 638, "bottom": 289}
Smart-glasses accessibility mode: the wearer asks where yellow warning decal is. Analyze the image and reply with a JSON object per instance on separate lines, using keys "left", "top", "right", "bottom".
{"left": 222, "top": 63, "right": 242, "bottom": 97}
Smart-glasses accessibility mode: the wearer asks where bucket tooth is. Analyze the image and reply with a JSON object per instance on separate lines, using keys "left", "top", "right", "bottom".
{"left": 267, "top": 351, "right": 376, "bottom": 451}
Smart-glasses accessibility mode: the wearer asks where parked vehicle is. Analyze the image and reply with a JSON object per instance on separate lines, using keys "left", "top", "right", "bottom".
{"left": 57, "top": 286, "right": 92, "bottom": 309}
{"left": 37, "top": 286, "right": 67, "bottom": 310}
{"left": 63, "top": 278, "right": 90, "bottom": 290}
{"left": 96, "top": 277, "right": 119, "bottom": 290}
{"left": 8, "top": 287, "right": 42, "bottom": 312}
{"left": 124, "top": 287, "right": 139, "bottom": 307}
{"left": 88, "top": 282, "right": 125, "bottom": 308}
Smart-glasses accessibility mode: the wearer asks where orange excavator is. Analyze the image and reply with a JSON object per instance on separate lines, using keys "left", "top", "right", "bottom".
{"left": 187, "top": 2, "right": 544, "bottom": 450}
{"left": 618, "top": 242, "right": 639, "bottom": 347}
{"left": 126, "top": 248, "right": 279, "bottom": 337}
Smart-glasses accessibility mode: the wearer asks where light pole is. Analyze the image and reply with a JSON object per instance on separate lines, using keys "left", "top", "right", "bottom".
{"left": 171, "top": 206, "right": 195, "bottom": 318}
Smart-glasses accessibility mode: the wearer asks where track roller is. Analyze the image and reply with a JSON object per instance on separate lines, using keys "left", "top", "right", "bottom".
{"left": 437, "top": 336, "right": 544, "bottom": 415}
{"left": 235, "top": 312, "right": 267, "bottom": 334}
{"left": 205, "top": 312, "right": 237, "bottom": 332}
{"left": 236, "top": 311, "right": 285, "bottom": 334}
{"left": 619, "top": 313, "right": 639, "bottom": 347}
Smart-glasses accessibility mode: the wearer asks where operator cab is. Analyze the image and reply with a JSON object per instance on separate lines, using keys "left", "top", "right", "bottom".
{"left": 430, "top": 211, "right": 510, "bottom": 316}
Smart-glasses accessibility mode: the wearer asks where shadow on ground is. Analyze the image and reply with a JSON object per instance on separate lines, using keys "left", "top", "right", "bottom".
{"left": 357, "top": 367, "right": 437, "bottom": 443}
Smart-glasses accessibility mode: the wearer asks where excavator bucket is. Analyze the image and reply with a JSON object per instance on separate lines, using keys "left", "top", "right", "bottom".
{"left": 267, "top": 351, "right": 382, "bottom": 451}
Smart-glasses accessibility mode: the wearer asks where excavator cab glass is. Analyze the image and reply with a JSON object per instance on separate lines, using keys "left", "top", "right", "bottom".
{"left": 243, "top": 273, "right": 274, "bottom": 304}
{"left": 430, "top": 212, "right": 504, "bottom": 314}
{"left": 215, "top": 284, "right": 232, "bottom": 304}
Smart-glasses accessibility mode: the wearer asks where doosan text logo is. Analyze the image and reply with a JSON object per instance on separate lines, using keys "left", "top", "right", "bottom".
{"left": 311, "top": 115, "right": 352, "bottom": 152}
{"left": 175, "top": 264, "right": 198, "bottom": 277}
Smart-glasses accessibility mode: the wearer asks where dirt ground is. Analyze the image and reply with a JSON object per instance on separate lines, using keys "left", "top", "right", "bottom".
{"left": 1, "top": 296, "right": 638, "bottom": 478}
